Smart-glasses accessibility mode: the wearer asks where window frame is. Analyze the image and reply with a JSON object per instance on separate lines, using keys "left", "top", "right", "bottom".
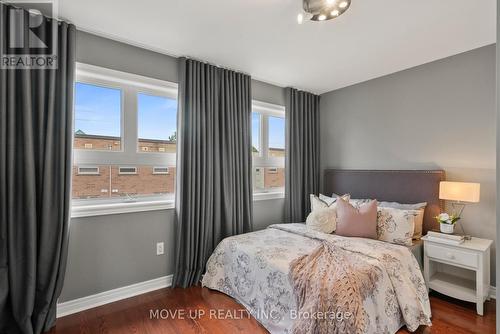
{"left": 72, "top": 63, "right": 178, "bottom": 217}
{"left": 251, "top": 100, "right": 285, "bottom": 200}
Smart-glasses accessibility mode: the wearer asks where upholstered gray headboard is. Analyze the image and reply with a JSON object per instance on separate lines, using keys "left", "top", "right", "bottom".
{"left": 324, "top": 169, "right": 445, "bottom": 233}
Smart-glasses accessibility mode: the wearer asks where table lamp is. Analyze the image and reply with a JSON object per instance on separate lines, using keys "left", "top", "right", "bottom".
{"left": 439, "top": 181, "right": 480, "bottom": 240}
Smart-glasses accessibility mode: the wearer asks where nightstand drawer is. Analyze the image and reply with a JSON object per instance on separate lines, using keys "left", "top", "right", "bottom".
{"left": 425, "top": 243, "right": 478, "bottom": 268}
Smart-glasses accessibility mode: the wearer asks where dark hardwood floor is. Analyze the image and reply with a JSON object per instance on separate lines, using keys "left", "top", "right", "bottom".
{"left": 49, "top": 287, "right": 495, "bottom": 334}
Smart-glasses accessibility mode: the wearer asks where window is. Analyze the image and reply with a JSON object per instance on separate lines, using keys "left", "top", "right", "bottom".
{"left": 77, "top": 166, "right": 100, "bottom": 175}
{"left": 252, "top": 112, "right": 261, "bottom": 157}
{"left": 268, "top": 116, "right": 285, "bottom": 158}
{"left": 267, "top": 167, "right": 278, "bottom": 174}
{"left": 153, "top": 167, "right": 170, "bottom": 175}
{"left": 74, "top": 83, "right": 122, "bottom": 151}
{"left": 138, "top": 93, "right": 177, "bottom": 153}
{"left": 118, "top": 167, "right": 138, "bottom": 175}
{"left": 72, "top": 63, "right": 178, "bottom": 217}
{"left": 251, "top": 101, "right": 285, "bottom": 197}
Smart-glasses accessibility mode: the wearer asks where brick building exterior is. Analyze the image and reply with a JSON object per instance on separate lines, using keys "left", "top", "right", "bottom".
{"left": 73, "top": 132, "right": 177, "bottom": 153}
{"left": 72, "top": 165, "right": 177, "bottom": 199}
{"left": 73, "top": 133, "right": 284, "bottom": 199}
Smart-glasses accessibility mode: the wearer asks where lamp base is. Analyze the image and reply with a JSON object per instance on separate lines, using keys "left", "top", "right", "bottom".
{"left": 451, "top": 202, "right": 471, "bottom": 241}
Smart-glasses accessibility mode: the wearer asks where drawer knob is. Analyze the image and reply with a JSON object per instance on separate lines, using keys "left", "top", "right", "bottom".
{"left": 446, "top": 252, "right": 455, "bottom": 260}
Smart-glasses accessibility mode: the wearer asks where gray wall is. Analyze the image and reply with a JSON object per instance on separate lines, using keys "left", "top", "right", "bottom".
{"left": 320, "top": 45, "right": 497, "bottom": 284}
{"left": 59, "top": 31, "right": 285, "bottom": 302}
{"left": 496, "top": 0, "right": 499, "bottom": 328}
{"left": 61, "top": 199, "right": 284, "bottom": 302}
{"left": 75, "top": 31, "right": 286, "bottom": 106}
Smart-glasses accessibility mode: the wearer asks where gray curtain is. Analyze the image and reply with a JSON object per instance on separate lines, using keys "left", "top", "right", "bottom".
{"left": 0, "top": 4, "right": 76, "bottom": 333}
{"left": 173, "top": 58, "right": 253, "bottom": 288}
{"left": 285, "top": 87, "right": 320, "bottom": 223}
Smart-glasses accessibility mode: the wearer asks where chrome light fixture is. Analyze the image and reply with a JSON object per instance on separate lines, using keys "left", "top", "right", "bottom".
{"left": 297, "top": 0, "right": 351, "bottom": 24}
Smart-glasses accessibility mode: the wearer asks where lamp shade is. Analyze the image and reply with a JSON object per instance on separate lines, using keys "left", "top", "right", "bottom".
{"left": 439, "top": 181, "right": 480, "bottom": 203}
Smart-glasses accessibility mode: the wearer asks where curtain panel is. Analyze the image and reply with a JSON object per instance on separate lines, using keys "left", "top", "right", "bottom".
{"left": 0, "top": 4, "right": 76, "bottom": 333}
{"left": 174, "top": 58, "right": 253, "bottom": 288}
{"left": 285, "top": 87, "right": 320, "bottom": 223}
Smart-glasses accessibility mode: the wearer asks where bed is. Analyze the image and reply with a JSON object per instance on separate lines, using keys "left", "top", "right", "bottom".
{"left": 202, "top": 170, "right": 445, "bottom": 334}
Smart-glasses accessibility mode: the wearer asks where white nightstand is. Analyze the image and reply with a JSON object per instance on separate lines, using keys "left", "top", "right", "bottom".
{"left": 422, "top": 235, "right": 492, "bottom": 315}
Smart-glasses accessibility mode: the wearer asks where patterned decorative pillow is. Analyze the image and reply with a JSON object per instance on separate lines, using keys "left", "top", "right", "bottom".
{"left": 306, "top": 194, "right": 350, "bottom": 233}
{"left": 378, "top": 201, "right": 427, "bottom": 240}
{"left": 349, "top": 198, "right": 373, "bottom": 209}
{"left": 377, "top": 207, "right": 419, "bottom": 246}
{"left": 351, "top": 199, "right": 426, "bottom": 240}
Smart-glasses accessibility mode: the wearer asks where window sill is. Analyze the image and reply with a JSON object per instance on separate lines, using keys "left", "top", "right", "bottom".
{"left": 253, "top": 191, "right": 285, "bottom": 201}
{"left": 71, "top": 192, "right": 284, "bottom": 218}
{"left": 71, "top": 199, "right": 175, "bottom": 218}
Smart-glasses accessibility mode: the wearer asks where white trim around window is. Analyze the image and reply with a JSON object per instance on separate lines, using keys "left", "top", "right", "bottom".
{"left": 71, "top": 69, "right": 286, "bottom": 218}
{"left": 253, "top": 191, "right": 285, "bottom": 201}
{"left": 252, "top": 100, "right": 285, "bottom": 197}
{"left": 73, "top": 63, "right": 178, "bottom": 166}
{"left": 252, "top": 100, "right": 285, "bottom": 168}
{"left": 71, "top": 63, "right": 178, "bottom": 217}
{"left": 71, "top": 199, "right": 175, "bottom": 218}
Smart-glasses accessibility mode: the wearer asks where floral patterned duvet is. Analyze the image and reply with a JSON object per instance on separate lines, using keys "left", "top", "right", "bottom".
{"left": 202, "top": 223, "right": 431, "bottom": 334}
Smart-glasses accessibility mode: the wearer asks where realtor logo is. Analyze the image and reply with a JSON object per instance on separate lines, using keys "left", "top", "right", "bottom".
{"left": 1, "top": 0, "right": 59, "bottom": 69}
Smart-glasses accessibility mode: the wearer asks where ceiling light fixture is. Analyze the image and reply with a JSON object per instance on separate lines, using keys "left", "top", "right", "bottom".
{"left": 297, "top": 0, "right": 351, "bottom": 23}
{"left": 28, "top": 9, "right": 42, "bottom": 16}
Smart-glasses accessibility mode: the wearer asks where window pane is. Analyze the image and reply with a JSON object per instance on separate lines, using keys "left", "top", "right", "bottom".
{"left": 72, "top": 165, "right": 176, "bottom": 201}
{"left": 268, "top": 116, "right": 285, "bottom": 158}
{"left": 72, "top": 165, "right": 111, "bottom": 199}
{"left": 110, "top": 165, "right": 176, "bottom": 198}
{"left": 74, "top": 82, "right": 122, "bottom": 151}
{"left": 253, "top": 167, "right": 285, "bottom": 191}
{"left": 252, "top": 112, "right": 261, "bottom": 157}
{"left": 138, "top": 94, "right": 177, "bottom": 153}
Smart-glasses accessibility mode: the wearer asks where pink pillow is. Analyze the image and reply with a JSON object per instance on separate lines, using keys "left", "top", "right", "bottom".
{"left": 336, "top": 198, "right": 378, "bottom": 239}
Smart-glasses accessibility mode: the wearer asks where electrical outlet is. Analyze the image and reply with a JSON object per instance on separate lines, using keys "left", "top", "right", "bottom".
{"left": 156, "top": 242, "right": 164, "bottom": 255}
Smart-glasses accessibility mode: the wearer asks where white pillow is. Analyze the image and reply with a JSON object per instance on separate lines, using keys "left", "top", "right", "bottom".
{"left": 319, "top": 193, "right": 337, "bottom": 206}
{"left": 306, "top": 194, "right": 350, "bottom": 233}
{"left": 306, "top": 208, "right": 338, "bottom": 234}
{"left": 349, "top": 198, "right": 372, "bottom": 209}
{"left": 311, "top": 193, "right": 350, "bottom": 210}
{"left": 378, "top": 201, "right": 426, "bottom": 240}
{"left": 377, "top": 207, "right": 418, "bottom": 246}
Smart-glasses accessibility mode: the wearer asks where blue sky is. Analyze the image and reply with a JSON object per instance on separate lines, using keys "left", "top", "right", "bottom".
{"left": 252, "top": 113, "right": 260, "bottom": 150}
{"left": 75, "top": 83, "right": 283, "bottom": 146}
{"left": 75, "top": 83, "right": 121, "bottom": 137}
{"left": 269, "top": 116, "right": 285, "bottom": 149}
{"left": 137, "top": 94, "right": 177, "bottom": 140}
{"left": 252, "top": 113, "right": 285, "bottom": 150}
{"left": 74, "top": 83, "right": 177, "bottom": 140}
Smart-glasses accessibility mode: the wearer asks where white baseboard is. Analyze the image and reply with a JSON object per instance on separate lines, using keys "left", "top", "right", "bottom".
{"left": 489, "top": 286, "right": 496, "bottom": 300}
{"left": 56, "top": 276, "right": 495, "bottom": 319}
{"left": 57, "top": 275, "right": 173, "bottom": 318}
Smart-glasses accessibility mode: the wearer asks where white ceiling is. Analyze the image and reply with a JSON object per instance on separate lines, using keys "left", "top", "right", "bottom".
{"left": 59, "top": 0, "right": 496, "bottom": 94}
